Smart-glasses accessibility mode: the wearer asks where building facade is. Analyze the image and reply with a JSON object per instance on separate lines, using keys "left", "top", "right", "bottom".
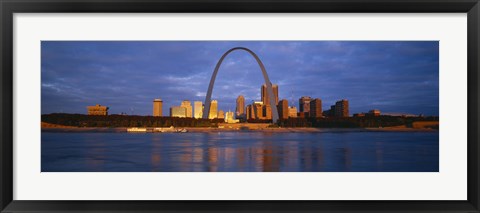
{"left": 310, "top": 98, "right": 322, "bottom": 118}
{"left": 194, "top": 101, "right": 203, "bottom": 119}
{"left": 277, "top": 99, "right": 289, "bottom": 119}
{"left": 246, "top": 104, "right": 253, "bottom": 120}
{"left": 153, "top": 99, "right": 163, "bottom": 117}
{"left": 253, "top": 102, "right": 263, "bottom": 119}
{"left": 181, "top": 100, "right": 193, "bottom": 118}
{"left": 236, "top": 95, "right": 245, "bottom": 119}
{"left": 225, "top": 111, "right": 239, "bottom": 123}
{"left": 217, "top": 110, "right": 225, "bottom": 119}
{"left": 288, "top": 106, "right": 298, "bottom": 118}
{"left": 299, "top": 96, "right": 312, "bottom": 117}
{"left": 170, "top": 106, "right": 186, "bottom": 118}
{"left": 335, "top": 99, "right": 349, "bottom": 117}
{"left": 262, "top": 105, "right": 272, "bottom": 119}
{"left": 209, "top": 100, "right": 218, "bottom": 119}
{"left": 87, "top": 104, "right": 109, "bottom": 115}
{"left": 261, "top": 84, "right": 279, "bottom": 106}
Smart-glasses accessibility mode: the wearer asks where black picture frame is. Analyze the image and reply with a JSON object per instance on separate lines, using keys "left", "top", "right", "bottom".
{"left": 1, "top": 0, "right": 479, "bottom": 212}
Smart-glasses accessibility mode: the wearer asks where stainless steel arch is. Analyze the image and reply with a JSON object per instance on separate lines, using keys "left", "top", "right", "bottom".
{"left": 203, "top": 47, "right": 279, "bottom": 123}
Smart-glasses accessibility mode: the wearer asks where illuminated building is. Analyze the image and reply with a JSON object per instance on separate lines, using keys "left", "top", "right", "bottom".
{"left": 170, "top": 106, "right": 186, "bottom": 118}
{"left": 194, "top": 101, "right": 203, "bottom": 119}
{"left": 261, "top": 84, "right": 279, "bottom": 106}
{"left": 153, "top": 99, "right": 163, "bottom": 117}
{"left": 236, "top": 95, "right": 245, "bottom": 119}
{"left": 277, "top": 99, "right": 289, "bottom": 119}
{"left": 310, "top": 98, "right": 322, "bottom": 118}
{"left": 335, "top": 99, "right": 349, "bottom": 117}
{"left": 299, "top": 96, "right": 311, "bottom": 117}
{"left": 246, "top": 101, "right": 273, "bottom": 120}
{"left": 217, "top": 110, "right": 225, "bottom": 119}
{"left": 353, "top": 113, "right": 365, "bottom": 117}
{"left": 368, "top": 109, "right": 381, "bottom": 116}
{"left": 225, "top": 111, "right": 239, "bottom": 123}
{"left": 288, "top": 106, "right": 298, "bottom": 118}
{"left": 253, "top": 102, "right": 263, "bottom": 119}
{"left": 181, "top": 100, "right": 192, "bottom": 118}
{"left": 87, "top": 104, "right": 109, "bottom": 115}
{"left": 209, "top": 100, "right": 218, "bottom": 119}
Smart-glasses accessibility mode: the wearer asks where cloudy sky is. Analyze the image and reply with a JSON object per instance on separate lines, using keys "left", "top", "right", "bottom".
{"left": 41, "top": 41, "right": 439, "bottom": 116}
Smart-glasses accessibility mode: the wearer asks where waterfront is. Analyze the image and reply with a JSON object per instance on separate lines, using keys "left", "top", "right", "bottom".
{"left": 41, "top": 131, "right": 438, "bottom": 172}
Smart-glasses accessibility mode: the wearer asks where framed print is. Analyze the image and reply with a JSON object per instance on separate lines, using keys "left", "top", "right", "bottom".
{"left": 1, "top": 0, "right": 479, "bottom": 212}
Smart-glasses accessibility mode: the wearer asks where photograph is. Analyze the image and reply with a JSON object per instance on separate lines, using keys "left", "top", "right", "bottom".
{"left": 41, "top": 41, "right": 439, "bottom": 172}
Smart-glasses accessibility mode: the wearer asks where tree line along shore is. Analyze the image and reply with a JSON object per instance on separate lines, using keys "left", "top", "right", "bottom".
{"left": 41, "top": 113, "right": 439, "bottom": 129}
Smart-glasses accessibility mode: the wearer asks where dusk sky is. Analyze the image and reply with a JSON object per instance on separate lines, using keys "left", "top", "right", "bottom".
{"left": 41, "top": 41, "right": 439, "bottom": 116}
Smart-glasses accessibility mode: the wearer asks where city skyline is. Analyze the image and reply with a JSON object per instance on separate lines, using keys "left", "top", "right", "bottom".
{"left": 41, "top": 41, "right": 439, "bottom": 116}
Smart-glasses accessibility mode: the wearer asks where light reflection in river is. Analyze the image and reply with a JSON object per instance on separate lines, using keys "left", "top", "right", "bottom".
{"left": 42, "top": 131, "right": 438, "bottom": 172}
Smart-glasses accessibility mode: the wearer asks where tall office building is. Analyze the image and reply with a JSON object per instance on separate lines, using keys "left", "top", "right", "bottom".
{"left": 335, "top": 99, "right": 349, "bottom": 117}
{"left": 170, "top": 106, "right": 186, "bottom": 118}
{"left": 261, "top": 84, "right": 279, "bottom": 106}
{"left": 277, "top": 99, "right": 289, "bottom": 119}
{"left": 236, "top": 95, "right": 245, "bottom": 119}
{"left": 181, "top": 100, "right": 192, "bottom": 118}
{"left": 299, "top": 96, "right": 312, "bottom": 114}
{"left": 194, "top": 101, "right": 203, "bottom": 119}
{"left": 153, "top": 99, "right": 163, "bottom": 117}
{"left": 310, "top": 98, "right": 322, "bottom": 118}
{"left": 209, "top": 100, "right": 218, "bottom": 119}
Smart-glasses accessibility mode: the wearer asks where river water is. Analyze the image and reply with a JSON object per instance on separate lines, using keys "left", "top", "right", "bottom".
{"left": 41, "top": 131, "right": 438, "bottom": 172}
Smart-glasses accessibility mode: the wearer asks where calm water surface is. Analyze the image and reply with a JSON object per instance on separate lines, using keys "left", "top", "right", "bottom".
{"left": 41, "top": 131, "right": 438, "bottom": 172}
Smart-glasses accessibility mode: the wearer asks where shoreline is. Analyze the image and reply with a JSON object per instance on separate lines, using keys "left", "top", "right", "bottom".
{"left": 41, "top": 126, "right": 438, "bottom": 133}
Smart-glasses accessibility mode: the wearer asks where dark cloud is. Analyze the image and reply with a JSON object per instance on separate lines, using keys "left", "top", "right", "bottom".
{"left": 41, "top": 41, "right": 439, "bottom": 116}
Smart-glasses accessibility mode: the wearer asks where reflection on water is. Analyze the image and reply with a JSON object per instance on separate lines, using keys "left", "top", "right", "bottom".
{"left": 41, "top": 131, "right": 439, "bottom": 172}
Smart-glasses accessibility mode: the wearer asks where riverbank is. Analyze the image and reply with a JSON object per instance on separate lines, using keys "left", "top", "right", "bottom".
{"left": 41, "top": 126, "right": 438, "bottom": 133}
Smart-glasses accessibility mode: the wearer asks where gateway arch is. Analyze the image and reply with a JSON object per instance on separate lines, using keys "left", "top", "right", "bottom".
{"left": 202, "top": 47, "right": 279, "bottom": 123}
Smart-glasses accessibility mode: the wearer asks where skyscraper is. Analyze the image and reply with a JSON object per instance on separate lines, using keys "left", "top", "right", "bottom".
{"left": 209, "top": 100, "right": 218, "bottom": 119}
{"left": 310, "top": 98, "right": 322, "bottom": 118}
{"left": 299, "top": 96, "right": 312, "bottom": 116}
{"left": 261, "top": 84, "right": 279, "bottom": 106}
{"left": 153, "top": 99, "right": 163, "bottom": 117}
{"left": 335, "top": 99, "right": 349, "bottom": 117}
{"left": 236, "top": 95, "right": 245, "bottom": 119}
{"left": 277, "top": 99, "right": 289, "bottom": 119}
{"left": 181, "top": 100, "right": 192, "bottom": 118}
{"left": 194, "top": 101, "right": 203, "bottom": 119}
